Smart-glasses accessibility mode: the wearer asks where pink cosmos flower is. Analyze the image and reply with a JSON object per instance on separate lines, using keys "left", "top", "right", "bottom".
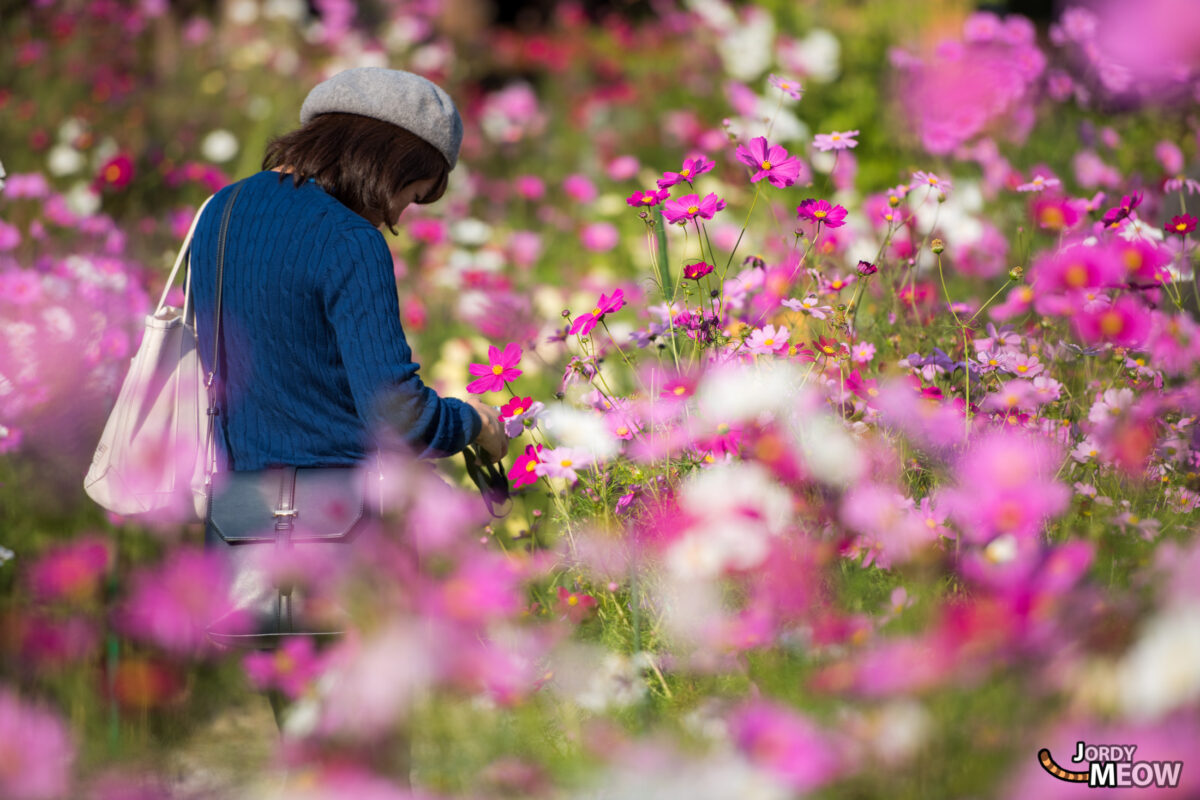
{"left": 514, "top": 175, "right": 545, "bottom": 200}
{"left": 812, "top": 130, "right": 860, "bottom": 151}
{"left": 1164, "top": 175, "right": 1200, "bottom": 195}
{"left": 466, "top": 342, "right": 523, "bottom": 394}
{"left": 94, "top": 153, "right": 134, "bottom": 192}
{"left": 662, "top": 193, "right": 726, "bottom": 224}
{"left": 1073, "top": 295, "right": 1152, "bottom": 347}
{"left": 657, "top": 155, "right": 714, "bottom": 189}
{"left": 796, "top": 198, "right": 848, "bottom": 228}
{"left": 534, "top": 447, "right": 588, "bottom": 482}
{"left": 580, "top": 222, "right": 619, "bottom": 252}
{"left": 606, "top": 154, "right": 640, "bottom": 181}
{"left": 851, "top": 342, "right": 876, "bottom": 364}
{"left": 745, "top": 324, "right": 789, "bottom": 355}
{"left": 735, "top": 137, "right": 803, "bottom": 187}
{"left": 508, "top": 444, "right": 543, "bottom": 488}
{"left": 1165, "top": 214, "right": 1197, "bottom": 236}
{"left": 243, "top": 636, "right": 328, "bottom": 699}
{"left": 1015, "top": 173, "right": 1061, "bottom": 192}
{"left": 626, "top": 187, "right": 670, "bottom": 209}
{"left": 562, "top": 173, "right": 597, "bottom": 203}
{"left": 729, "top": 701, "right": 842, "bottom": 792}
{"left": 0, "top": 221, "right": 19, "bottom": 251}
{"left": 569, "top": 289, "right": 625, "bottom": 336}
{"left": 0, "top": 425, "right": 21, "bottom": 455}
{"left": 782, "top": 295, "right": 832, "bottom": 319}
{"left": 939, "top": 430, "right": 1070, "bottom": 544}
{"left": 911, "top": 170, "right": 952, "bottom": 195}
{"left": 499, "top": 396, "right": 545, "bottom": 438}
{"left": 768, "top": 73, "right": 804, "bottom": 100}
{"left": 555, "top": 586, "right": 598, "bottom": 623}
{"left": 26, "top": 536, "right": 111, "bottom": 604}
{"left": 0, "top": 690, "right": 75, "bottom": 800}
{"left": 683, "top": 261, "right": 714, "bottom": 280}
{"left": 119, "top": 548, "right": 239, "bottom": 655}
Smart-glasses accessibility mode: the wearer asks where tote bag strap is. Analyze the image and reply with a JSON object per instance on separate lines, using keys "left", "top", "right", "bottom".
{"left": 203, "top": 182, "right": 245, "bottom": 487}
{"left": 156, "top": 194, "right": 216, "bottom": 316}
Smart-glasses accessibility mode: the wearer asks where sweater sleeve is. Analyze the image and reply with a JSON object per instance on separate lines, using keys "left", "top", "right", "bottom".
{"left": 323, "top": 223, "right": 482, "bottom": 459}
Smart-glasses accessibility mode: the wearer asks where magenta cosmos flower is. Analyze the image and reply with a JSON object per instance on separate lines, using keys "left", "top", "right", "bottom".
{"left": 657, "top": 155, "right": 714, "bottom": 189}
{"left": 626, "top": 187, "right": 670, "bottom": 209}
{"left": 569, "top": 289, "right": 625, "bottom": 336}
{"left": 683, "top": 261, "right": 714, "bottom": 280}
{"left": 662, "top": 193, "right": 726, "bottom": 224}
{"left": 797, "top": 198, "right": 848, "bottom": 228}
{"left": 467, "top": 342, "right": 523, "bottom": 394}
{"left": 508, "top": 443, "right": 544, "bottom": 488}
{"left": 735, "top": 137, "right": 803, "bottom": 187}
{"left": 812, "top": 130, "right": 859, "bottom": 152}
{"left": 1165, "top": 214, "right": 1197, "bottom": 236}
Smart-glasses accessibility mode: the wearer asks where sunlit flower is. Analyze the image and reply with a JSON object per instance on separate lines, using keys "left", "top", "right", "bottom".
{"left": 569, "top": 289, "right": 625, "bottom": 336}
{"left": 508, "top": 443, "right": 544, "bottom": 489}
{"left": 683, "top": 261, "right": 714, "bottom": 280}
{"left": 782, "top": 294, "right": 832, "bottom": 319}
{"left": 534, "top": 446, "right": 589, "bottom": 482}
{"left": 663, "top": 192, "right": 726, "bottom": 224}
{"left": 466, "top": 342, "right": 523, "bottom": 394}
{"left": 796, "top": 198, "right": 847, "bottom": 228}
{"left": 626, "top": 187, "right": 670, "bottom": 209}
{"left": 745, "top": 324, "right": 789, "bottom": 355}
{"left": 657, "top": 155, "right": 714, "bottom": 189}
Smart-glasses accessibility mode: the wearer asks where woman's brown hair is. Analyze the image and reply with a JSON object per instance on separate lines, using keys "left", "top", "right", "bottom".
{"left": 262, "top": 112, "right": 450, "bottom": 234}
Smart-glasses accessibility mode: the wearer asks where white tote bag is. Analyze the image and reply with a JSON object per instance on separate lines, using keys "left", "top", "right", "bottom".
{"left": 84, "top": 195, "right": 215, "bottom": 520}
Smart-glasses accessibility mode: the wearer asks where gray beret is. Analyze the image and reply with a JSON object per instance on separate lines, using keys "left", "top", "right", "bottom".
{"left": 300, "top": 67, "right": 463, "bottom": 169}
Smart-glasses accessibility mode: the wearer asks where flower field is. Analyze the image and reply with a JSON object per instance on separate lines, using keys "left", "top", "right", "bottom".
{"left": 3, "top": 0, "right": 1200, "bottom": 797}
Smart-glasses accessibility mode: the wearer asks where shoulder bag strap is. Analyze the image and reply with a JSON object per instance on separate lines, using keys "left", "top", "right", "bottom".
{"left": 156, "top": 194, "right": 215, "bottom": 317}
{"left": 204, "top": 182, "right": 245, "bottom": 490}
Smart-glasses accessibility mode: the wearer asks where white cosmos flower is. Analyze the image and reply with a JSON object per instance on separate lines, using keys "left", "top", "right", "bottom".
{"left": 449, "top": 218, "right": 492, "bottom": 246}
{"left": 63, "top": 182, "right": 100, "bottom": 217}
{"left": 540, "top": 405, "right": 618, "bottom": 462}
{"left": 789, "top": 413, "right": 865, "bottom": 488}
{"left": 201, "top": 129, "right": 239, "bottom": 163}
{"left": 780, "top": 29, "right": 842, "bottom": 83}
{"left": 718, "top": 7, "right": 774, "bottom": 81}
{"left": 47, "top": 144, "right": 84, "bottom": 176}
{"left": 696, "top": 360, "right": 801, "bottom": 424}
{"left": 1117, "top": 602, "right": 1200, "bottom": 720}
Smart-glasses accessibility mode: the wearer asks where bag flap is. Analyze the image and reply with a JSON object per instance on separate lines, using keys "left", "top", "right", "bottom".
{"left": 209, "top": 467, "right": 370, "bottom": 544}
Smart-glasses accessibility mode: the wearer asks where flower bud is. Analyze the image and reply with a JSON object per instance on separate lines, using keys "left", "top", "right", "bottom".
{"left": 931, "top": 238, "right": 945, "bottom": 254}
{"left": 561, "top": 309, "right": 571, "bottom": 318}
{"left": 856, "top": 259, "right": 878, "bottom": 276}
{"left": 1008, "top": 265, "right": 1024, "bottom": 281}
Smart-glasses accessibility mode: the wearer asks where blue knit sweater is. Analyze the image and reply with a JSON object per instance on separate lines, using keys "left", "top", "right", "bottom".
{"left": 189, "top": 170, "right": 481, "bottom": 470}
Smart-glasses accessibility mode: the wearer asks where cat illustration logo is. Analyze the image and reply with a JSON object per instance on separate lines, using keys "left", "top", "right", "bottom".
{"left": 1038, "top": 742, "right": 1184, "bottom": 789}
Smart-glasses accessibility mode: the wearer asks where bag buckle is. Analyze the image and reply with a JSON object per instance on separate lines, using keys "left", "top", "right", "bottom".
{"left": 272, "top": 507, "right": 299, "bottom": 519}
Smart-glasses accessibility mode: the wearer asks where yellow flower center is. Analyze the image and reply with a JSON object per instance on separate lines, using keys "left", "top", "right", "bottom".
{"left": 511, "top": 407, "right": 524, "bottom": 416}
{"left": 567, "top": 595, "right": 579, "bottom": 606}
{"left": 1016, "top": 365, "right": 1028, "bottom": 373}
{"left": 814, "top": 210, "right": 826, "bottom": 218}
{"left": 763, "top": 338, "right": 774, "bottom": 346}
{"left": 673, "top": 386, "right": 686, "bottom": 395}
{"left": 592, "top": 306, "right": 602, "bottom": 316}
{"left": 492, "top": 364, "right": 503, "bottom": 375}
{"left": 1100, "top": 311, "right": 1124, "bottom": 336}
{"left": 928, "top": 176, "right": 939, "bottom": 185}
{"left": 642, "top": 196, "right": 654, "bottom": 204}
{"left": 716, "top": 422, "right": 731, "bottom": 435}
{"left": 560, "top": 458, "right": 573, "bottom": 468}
{"left": 681, "top": 168, "right": 691, "bottom": 177}
{"left": 616, "top": 426, "right": 629, "bottom": 436}
{"left": 761, "top": 161, "right": 772, "bottom": 170}
{"left": 1065, "top": 263, "right": 1089, "bottom": 287}
{"left": 525, "top": 460, "right": 537, "bottom": 472}
{"left": 104, "top": 164, "right": 122, "bottom": 182}
{"left": 1177, "top": 222, "right": 1189, "bottom": 232}
{"left": 831, "top": 133, "right": 840, "bottom": 140}
{"left": 1123, "top": 250, "right": 1143, "bottom": 270}
{"left": 687, "top": 205, "right": 699, "bottom": 215}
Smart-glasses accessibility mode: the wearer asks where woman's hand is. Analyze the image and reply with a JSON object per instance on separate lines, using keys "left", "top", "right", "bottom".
{"left": 466, "top": 398, "right": 509, "bottom": 463}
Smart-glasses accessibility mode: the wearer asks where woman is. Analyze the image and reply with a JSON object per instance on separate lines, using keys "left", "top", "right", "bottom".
{"left": 189, "top": 69, "right": 507, "bottom": 654}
